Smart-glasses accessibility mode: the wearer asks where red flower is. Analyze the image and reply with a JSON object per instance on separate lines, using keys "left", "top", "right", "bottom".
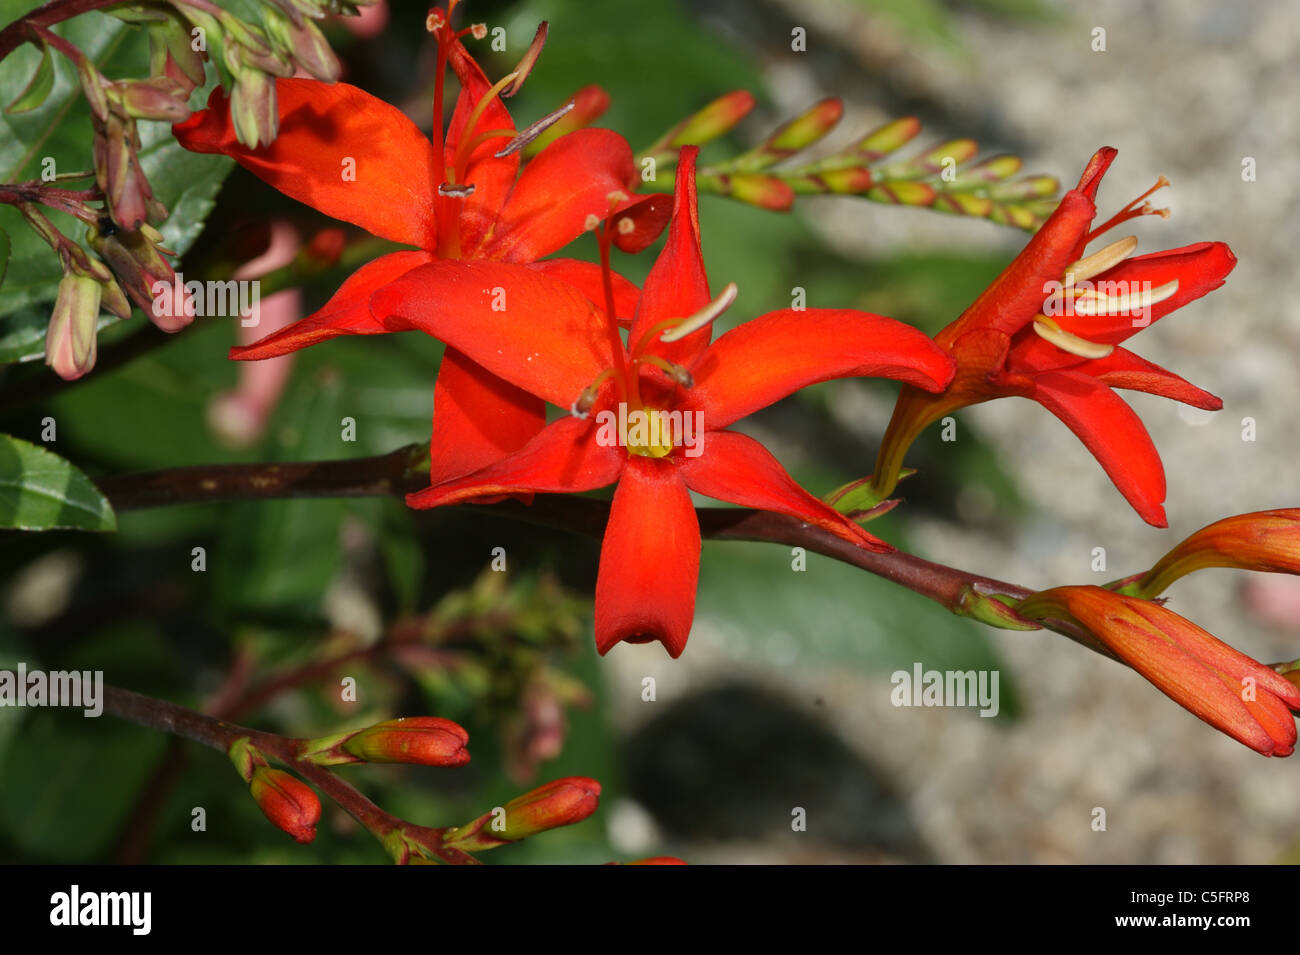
{"left": 1019, "top": 586, "right": 1300, "bottom": 756}
{"left": 369, "top": 147, "right": 955, "bottom": 658}
{"left": 173, "top": 8, "right": 642, "bottom": 484}
{"left": 871, "top": 147, "right": 1236, "bottom": 527}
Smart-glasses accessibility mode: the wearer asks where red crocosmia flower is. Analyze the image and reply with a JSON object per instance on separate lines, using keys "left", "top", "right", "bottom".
{"left": 1019, "top": 586, "right": 1300, "bottom": 757}
{"left": 369, "top": 148, "right": 955, "bottom": 658}
{"left": 173, "top": 7, "right": 644, "bottom": 484}
{"left": 871, "top": 147, "right": 1236, "bottom": 527}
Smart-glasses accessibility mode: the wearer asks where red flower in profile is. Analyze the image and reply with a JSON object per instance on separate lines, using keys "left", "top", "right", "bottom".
{"left": 369, "top": 148, "right": 955, "bottom": 658}
{"left": 871, "top": 147, "right": 1236, "bottom": 527}
{"left": 174, "top": 6, "right": 642, "bottom": 484}
{"left": 1019, "top": 586, "right": 1300, "bottom": 756}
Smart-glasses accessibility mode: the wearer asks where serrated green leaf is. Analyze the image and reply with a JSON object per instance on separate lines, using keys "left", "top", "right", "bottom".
{"left": 4, "top": 38, "right": 53, "bottom": 114}
{"left": 0, "top": 433, "right": 117, "bottom": 530}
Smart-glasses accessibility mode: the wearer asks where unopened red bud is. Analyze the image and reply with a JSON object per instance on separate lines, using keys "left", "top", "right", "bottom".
{"left": 1132, "top": 510, "right": 1300, "bottom": 599}
{"left": 740, "top": 97, "right": 843, "bottom": 169}
{"left": 99, "top": 114, "right": 152, "bottom": 231}
{"left": 44, "top": 275, "right": 101, "bottom": 381}
{"left": 667, "top": 90, "right": 756, "bottom": 148}
{"left": 231, "top": 69, "right": 278, "bottom": 148}
{"left": 724, "top": 172, "right": 794, "bottom": 211}
{"left": 304, "top": 227, "right": 346, "bottom": 268}
{"left": 853, "top": 116, "right": 921, "bottom": 160}
{"left": 496, "top": 776, "right": 601, "bottom": 841}
{"left": 1019, "top": 586, "right": 1300, "bottom": 757}
{"left": 624, "top": 856, "right": 687, "bottom": 865}
{"left": 523, "top": 85, "right": 612, "bottom": 157}
{"left": 249, "top": 766, "right": 320, "bottom": 844}
{"left": 90, "top": 227, "right": 183, "bottom": 324}
{"left": 266, "top": 9, "right": 340, "bottom": 82}
{"left": 118, "top": 78, "right": 192, "bottom": 122}
{"left": 342, "top": 717, "right": 470, "bottom": 767}
{"left": 149, "top": 18, "right": 207, "bottom": 93}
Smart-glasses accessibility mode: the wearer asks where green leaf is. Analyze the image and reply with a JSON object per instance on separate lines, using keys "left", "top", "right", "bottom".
{"left": 0, "top": 433, "right": 117, "bottom": 531}
{"left": 0, "top": 224, "right": 8, "bottom": 286}
{"left": 4, "top": 38, "right": 54, "bottom": 114}
{"left": 0, "top": 709, "right": 166, "bottom": 861}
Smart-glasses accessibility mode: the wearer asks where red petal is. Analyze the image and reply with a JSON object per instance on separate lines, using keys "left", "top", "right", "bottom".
{"left": 370, "top": 260, "right": 614, "bottom": 406}
{"left": 594, "top": 457, "right": 699, "bottom": 659}
{"left": 611, "top": 193, "right": 673, "bottom": 254}
{"left": 680, "top": 430, "right": 889, "bottom": 552}
{"left": 1031, "top": 370, "right": 1168, "bottom": 527}
{"left": 231, "top": 250, "right": 435, "bottom": 361}
{"left": 406, "top": 415, "right": 625, "bottom": 508}
{"left": 1083, "top": 347, "right": 1221, "bottom": 409}
{"left": 1099, "top": 615, "right": 1277, "bottom": 755}
{"left": 628, "top": 146, "right": 711, "bottom": 364}
{"left": 174, "top": 80, "right": 438, "bottom": 249}
{"left": 446, "top": 39, "right": 519, "bottom": 255}
{"left": 480, "top": 129, "right": 637, "bottom": 262}
{"left": 684, "top": 308, "right": 955, "bottom": 428}
{"left": 941, "top": 189, "right": 1095, "bottom": 344}
{"left": 1075, "top": 147, "right": 1118, "bottom": 202}
{"left": 429, "top": 348, "right": 545, "bottom": 485}
{"left": 1054, "top": 242, "right": 1236, "bottom": 345}
{"left": 526, "top": 258, "right": 640, "bottom": 324}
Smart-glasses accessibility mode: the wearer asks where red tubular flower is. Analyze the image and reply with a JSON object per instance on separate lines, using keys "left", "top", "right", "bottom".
{"left": 173, "top": 6, "right": 643, "bottom": 485}
{"left": 1019, "top": 586, "right": 1300, "bottom": 756}
{"left": 1127, "top": 509, "right": 1300, "bottom": 599}
{"left": 370, "top": 147, "right": 955, "bottom": 658}
{"left": 870, "top": 147, "right": 1236, "bottom": 527}
{"left": 248, "top": 767, "right": 321, "bottom": 843}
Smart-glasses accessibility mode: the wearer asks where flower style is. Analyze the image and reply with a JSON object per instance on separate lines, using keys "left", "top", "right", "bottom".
{"left": 368, "top": 147, "right": 955, "bottom": 658}
{"left": 174, "top": 4, "right": 643, "bottom": 484}
{"left": 869, "top": 147, "right": 1236, "bottom": 527}
{"left": 1019, "top": 585, "right": 1300, "bottom": 756}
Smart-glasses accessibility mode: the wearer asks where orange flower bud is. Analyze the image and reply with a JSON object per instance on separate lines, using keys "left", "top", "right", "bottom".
{"left": 249, "top": 767, "right": 321, "bottom": 844}
{"left": 44, "top": 275, "right": 101, "bottom": 381}
{"left": 445, "top": 777, "right": 601, "bottom": 850}
{"left": 1132, "top": 509, "right": 1300, "bottom": 598}
{"left": 624, "top": 856, "right": 687, "bottom": 865}
{"left": 1019, "top": 586, "right": 1300, "bottom": 756}
{"left": 341, "top": 717, "right": 470, "bottom": 767}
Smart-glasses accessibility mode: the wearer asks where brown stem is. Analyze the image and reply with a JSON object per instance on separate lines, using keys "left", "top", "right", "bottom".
{"left": 92, "top": 449, "right": 1123, "bottom": 662}
{"left": 98, "top": 681, "right": 405, "bottom": 850}
{"left": 0, "top": 0, "right": 131, "bottom": 61}
{"left": 93, "top": 448, "right": 1030, "bottom": 606}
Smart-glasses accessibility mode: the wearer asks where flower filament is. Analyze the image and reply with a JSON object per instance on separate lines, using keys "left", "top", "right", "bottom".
{"left": 571, "top": 209, "right": 739, "bottom": 458}
{"left": 1031, "top": 177, "right": 1179, "bottom": 359}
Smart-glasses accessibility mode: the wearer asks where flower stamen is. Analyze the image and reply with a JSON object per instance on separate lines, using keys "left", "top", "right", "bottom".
{"left": 1032, "top": 315, "right": 1115, "bottom": 359}
{"left": 1064, "top": 235, "right": 1138, "bottom": 286}
{"left": 634, "top": 354, "right": 694, "bottom": 388}
{"left": 494, "top": 100, "right": 575, "bottom": 158}
{"left": 1073, "top": 279, "right": 1179, "bottom": 316}
{"left": 657, "top": 282, "right": 739, "bottom": 344}
{"left": 1086, "top": 176, "right": 1171, "bottom": 243}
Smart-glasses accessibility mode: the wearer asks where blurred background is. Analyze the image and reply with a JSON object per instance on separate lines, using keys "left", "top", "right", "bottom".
{"left": 1, "top": 0, "right": 1298, "bottom": 863}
